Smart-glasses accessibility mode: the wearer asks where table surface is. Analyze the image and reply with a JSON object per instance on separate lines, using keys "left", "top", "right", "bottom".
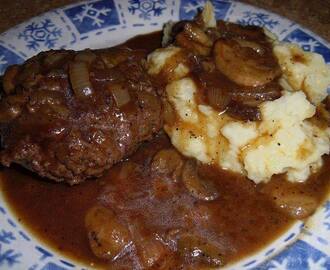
{"left": 0, "top": 0, "right": 329, "bottom": 42}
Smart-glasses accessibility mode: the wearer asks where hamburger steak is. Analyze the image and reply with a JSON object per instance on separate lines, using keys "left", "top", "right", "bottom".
{"left": 0, "top": 48, "right": 162, "bottom": 184}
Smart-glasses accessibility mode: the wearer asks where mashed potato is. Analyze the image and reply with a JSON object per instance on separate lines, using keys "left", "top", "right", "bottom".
{"left": 148, "top": 38, "right": 330, "bottom": 184}
{"left": 274, "top": 44, "right": 330, "bottom": 105}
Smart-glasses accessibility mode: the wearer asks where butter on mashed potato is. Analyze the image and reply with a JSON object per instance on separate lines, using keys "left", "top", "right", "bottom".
{"left": 147, "top": 43, "right": 330, "bottom": 184}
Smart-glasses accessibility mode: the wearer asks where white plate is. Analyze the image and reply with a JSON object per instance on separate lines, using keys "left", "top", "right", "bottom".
{"left": 0, "top": 1, "right": 329, "bottom": 269}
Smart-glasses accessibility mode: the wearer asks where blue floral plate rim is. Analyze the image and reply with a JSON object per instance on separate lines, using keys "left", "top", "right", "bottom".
{"left": 0, "top": 1, "right": 329, "bottom": 269}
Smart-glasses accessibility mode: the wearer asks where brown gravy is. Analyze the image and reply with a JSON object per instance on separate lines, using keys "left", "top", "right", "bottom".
{"left": 1, "top": 134, "right": 330, "bottom": 268}
{"left": 1, "top": 165, "right": 105, "bottom": 267}
{"left": 0, "top": 32, "right": 330, "bottom": 269}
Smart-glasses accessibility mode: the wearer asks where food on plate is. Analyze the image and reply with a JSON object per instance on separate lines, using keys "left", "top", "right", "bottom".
{"left": 3, "top": 131, "right": 329, "bottom": 269}
{"left": 83, "top": 133, "right": 300, "bottom": 269}
{"left": 274, "top": 43, "right": 330, "bottom": 105}
{"left": 1, "top": 2, "right": 330, "bottom": 270}
{"left": 0, "top": 48, "right": 162, "bottom": 184}
{"left": 148, "top": 2, "right": 330, "bottom": 184}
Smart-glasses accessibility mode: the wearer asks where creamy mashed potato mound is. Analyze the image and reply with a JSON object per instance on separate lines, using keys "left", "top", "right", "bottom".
{"left": 148, "top": 42, "right": 330, "bottom": 184}
{"left": 274, "top": 43, "right": 330, "bottom": 105}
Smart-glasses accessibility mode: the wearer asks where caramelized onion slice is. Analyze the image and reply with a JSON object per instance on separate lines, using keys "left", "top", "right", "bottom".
{"left": 99, "top": 48, "right": 137, "bottom": 69}
{"left": 43, "top": 51, "right": 69, "bottom": 68}
{"left": 182, "top": 160, "right": 219, "bottom": 201}
{"left": 110, "top": 84, "right": 131, "bottom": 108}
{"left": 69, "top": 61, "right": 93, "bottom": 98}
{"left": 75, "top": 50, "right": 97, "bottom": 64}
{"left": 214, "top": 39, "right": 280, "bottom": 87}
{"left": 206, "top": 87, "right": 231, "bottom": 112}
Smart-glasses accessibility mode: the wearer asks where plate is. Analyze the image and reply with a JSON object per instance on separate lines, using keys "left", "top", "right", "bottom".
{"left": 0, "top": 0, "right": 329, "bottom": 269}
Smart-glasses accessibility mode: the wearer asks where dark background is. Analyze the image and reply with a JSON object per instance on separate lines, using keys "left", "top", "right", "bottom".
{"left": 0, "top": 0, "right": 329, "bottom": 41}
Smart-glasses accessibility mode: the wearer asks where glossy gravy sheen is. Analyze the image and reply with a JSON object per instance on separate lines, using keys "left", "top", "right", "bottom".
{"left": 0, "top": 32, "right": 330, "bottom": 269}
{"left": 2, "top": 133, "right": 330, "bottom": 268}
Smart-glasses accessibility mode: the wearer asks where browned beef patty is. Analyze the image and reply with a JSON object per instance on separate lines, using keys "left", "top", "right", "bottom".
{"left": 0, "top": 48, "right": 162, "bottom": 184}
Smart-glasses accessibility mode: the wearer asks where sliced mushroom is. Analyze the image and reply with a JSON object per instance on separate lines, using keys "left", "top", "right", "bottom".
{"left": 214, "top": 39, "right": 281, "bottom": 87}
{"left": 234, "top": 39, "right": 265, "bottom": 55}
{"left": 182, "top": 160, "right": 219, "bottom": 201}
{"left": 158, "top": 49, "right": 191, "bottom": 82}
{"left": 226, "top": 101, "right": 261, "bottom": 121}
{"left": 176, "top": 32, "right": 211, "bottom": 56}
{"left": 276, "top": 193, "right": 318, "bottom": 219}
{"left": 85, "top": 206, "right": 132, "bottom": 260}
{"left": 136, "top": 237, "right": 168, "bottom": 268}
{"left": 151, "top": 148, "right": 184, "bottom": 181}
{"left": 129, "top": 221, "right": 169, "bottom": 269}
{"left": 175, "top": 22, "right": 212, "bottom": 56}
{"left": 183, "top": 23, "right": 213, "bottom": 47}
{"left": 270, "top": 189, "right": 318, "bottom": 219}
{"left": 261, "top": 181, "right": 319, "bottom": 219}
{"left": 197, "top": 58, "right": 281, "bottom": 120}
{"left": 229, "top": 81, "right": 282, "bottom": 107}
{"left": 177, "top": 234, "right": 225, "bottom": 267}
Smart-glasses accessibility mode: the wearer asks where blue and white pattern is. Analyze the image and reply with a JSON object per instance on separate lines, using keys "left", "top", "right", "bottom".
{"left": 179, "top": 0, "right": 232, "bottom": 20}
{"left": 18, "top": 19, "right": 62, "bottom": 51}
{"left": 128, "top": 0, "right": 167, "bottom": 20}
{"left": 0, "top": 229, "right": 21, "bottom": 268}
{"left": 0, "top": 55, "right": 6, "bottom": 66}
{"left": 237, "top": 11, "right": 279, "bottom": 29}
{"left": 255, "top": 240, "right": 330, "bottom": 270}
{"left": 284, "top": 28, "right": 330, "bottom": 63}
{"left": 0, "top": 1, "right": 329, "bottom": 269}
{"left": 40, "top": 262, "right": 68, "bottom": 270}
{"left": 0, "top": 203, "right": 73, "bottom": 269}
{"left": 0, "top": 45, "right": 24, "bottom": 74}
{"left": 324, "top": 201, "right": 330, "bottom": 231}
{"left": 64, "top": 0, "right": 120, "bottom": 34}
{"left": 0, "top": 246, "right": 21, "bottom": 268}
